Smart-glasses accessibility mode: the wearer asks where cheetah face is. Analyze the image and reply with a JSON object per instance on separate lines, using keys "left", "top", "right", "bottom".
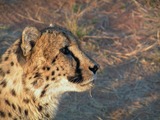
{"left": 20, "top": 26, "right": 99, "bottom": 96}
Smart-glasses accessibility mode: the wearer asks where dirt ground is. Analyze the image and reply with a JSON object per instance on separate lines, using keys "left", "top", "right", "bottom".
{"left": 0, "top": 0, "right": 160, "bottom": 120}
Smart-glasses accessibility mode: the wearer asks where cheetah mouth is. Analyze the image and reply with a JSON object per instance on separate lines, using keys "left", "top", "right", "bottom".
{"left": 67, "top": 74, "right": 83, "bottom": 83}
{"left": 80, "top": 75, "right": 97, "bottom": 86}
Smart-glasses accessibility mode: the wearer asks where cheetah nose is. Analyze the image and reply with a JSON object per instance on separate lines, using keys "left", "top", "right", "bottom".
{"left": 89, "top": 64, "right": 100, "bottom": 74}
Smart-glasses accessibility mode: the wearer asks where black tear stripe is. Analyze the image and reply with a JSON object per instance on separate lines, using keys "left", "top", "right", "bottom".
{"left": 67, "top": 51, "right": 83, "bottom": 83}
{"left": 0, "top": 110, "right": 5, "bottom": 117}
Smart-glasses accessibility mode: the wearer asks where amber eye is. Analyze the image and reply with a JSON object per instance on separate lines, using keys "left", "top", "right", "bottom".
{"left": 60, "top": 46, "right": 70, "bottom": 55}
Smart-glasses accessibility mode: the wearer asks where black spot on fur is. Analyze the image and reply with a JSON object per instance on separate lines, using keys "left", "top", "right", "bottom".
{"left": 32, "top": 80, "right": 37, "bottom": 86}
{"left": 56, "top": 67, "right": 59, "bottom": 71}
{"left": 38, "top": 105, "right": 43, "bottom": 112}
{"left": 23, "top": 99, "right": 30, "bottom": 104}
{"left": 45, "top": 113, "right": 50, "bottom": 118}
{"left": 44, "top": 84, "right": 49, "bottom": 89}
{"left": 52, "top": 59, "right": 56, "bottom": 64}
{"left": 32, "top": 96, "right": 36, "bottom": 103}
{"left": 12, "top": 103, "right": 16, "bottom": 110}
{"left": 13, "top": 117, "right": 17, "bottom": 120}
{"left": 10, "top": 61, "right": 14, "bottom": 66}
{"left": 61, "top": 66, "right": 64, "bottom": 70}
{"left": 52, "top": 55, "right": 58, "bottom": 64}
{"left": 42, "top": 66, "right": 46, "bottom": 70}
{"left": 45, "top": 103, "right": 49, "bottom": 106}
{"left": 58, "top": 74, "right": 61, "bottom": 76}
{"left": 8, "top": 112, "right": 12, "bottom": 117}
{"left": 11, "top": 89, "right": 16, "bottom": 96}
{"left": 0, "top": 80, "right": 7, "bottom": 88}
{"left": 40, "top": 90, "right": 46, "bottom": 97}
{"left": 34, "top": 72, "right": 41, "bottom": 78}
{"left": 18, "top": 106, "right": 22, "bottom": 113}
{"left": 46, "top": 76, "right": 49, "bottom": 81}
{"left": 24, "top": 109, "right": 28, "bottom": 116}
{"left": 51, "top": 77, "right": 55, "bottom": 81}
{"left": 0, "top": 110, "right": 5, "bottom": 117}
{"left": 47, "top": 67, "right": 50, "bottom": 71}
{"left": 4, "top": 57, "right": 8, "bottom": 61}
{"left": 6, "top": 70, "right": 10, "bottom": 74}
{"left": 51, "top": 71, "right": 55, "bottom": 76}
{"left": 4, "top": 99, "right": 11, "bottom": 106}
{"left": 24, "top": 88, "right": 29, "bottom": 92}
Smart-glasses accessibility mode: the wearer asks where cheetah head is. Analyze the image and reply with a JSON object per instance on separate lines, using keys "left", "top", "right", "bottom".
{"left": 20, "top": 25, "right": 99, "bottom": 98}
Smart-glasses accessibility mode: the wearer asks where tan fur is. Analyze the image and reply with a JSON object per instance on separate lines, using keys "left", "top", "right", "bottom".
{"left": 0, "top": 25, "right": 99, "bottom": 120}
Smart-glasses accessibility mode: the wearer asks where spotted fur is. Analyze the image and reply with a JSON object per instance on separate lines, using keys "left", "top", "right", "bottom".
{"left": 0, "top": 25, "right": 99, "bottom": 119}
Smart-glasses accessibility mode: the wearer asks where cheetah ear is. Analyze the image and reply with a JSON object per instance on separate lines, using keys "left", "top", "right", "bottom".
{"left": 21, "top": 26, "right": 40, "bottom": 56}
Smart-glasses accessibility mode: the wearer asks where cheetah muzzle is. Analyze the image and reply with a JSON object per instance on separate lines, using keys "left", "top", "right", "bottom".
{"left": 0, "top": 25, "right": 99, "bottom": 119}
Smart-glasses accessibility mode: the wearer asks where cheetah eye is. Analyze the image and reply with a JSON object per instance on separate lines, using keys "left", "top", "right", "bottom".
{"left": 60, "top": 46, "right": 71, "bottom": 55}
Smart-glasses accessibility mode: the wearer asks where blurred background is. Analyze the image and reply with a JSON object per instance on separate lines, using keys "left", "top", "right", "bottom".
{"left": 0, "top": 0, "right": 160, "bottom": 120}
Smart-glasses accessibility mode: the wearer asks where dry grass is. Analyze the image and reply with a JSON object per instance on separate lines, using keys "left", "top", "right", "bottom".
{"left": 93, "top": 0, "right": 160, "bottom": 66}
{"left": 0, "top": 0, "right": 160, "bottom": 120}
{"left": 63, "top": 0, "right": 97, "bottom": 39}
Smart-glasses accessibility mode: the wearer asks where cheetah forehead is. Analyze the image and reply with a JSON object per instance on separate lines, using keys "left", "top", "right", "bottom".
{"left": 31, "top": 25, "right": 79, "bottom": 54}
{"left": 41, "top": 25, "right": 78, "bottom": 43}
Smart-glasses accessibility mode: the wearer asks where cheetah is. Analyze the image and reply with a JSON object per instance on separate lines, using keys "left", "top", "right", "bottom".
{"left": 0, "top": 25, "right": 99, "bottom": 119}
